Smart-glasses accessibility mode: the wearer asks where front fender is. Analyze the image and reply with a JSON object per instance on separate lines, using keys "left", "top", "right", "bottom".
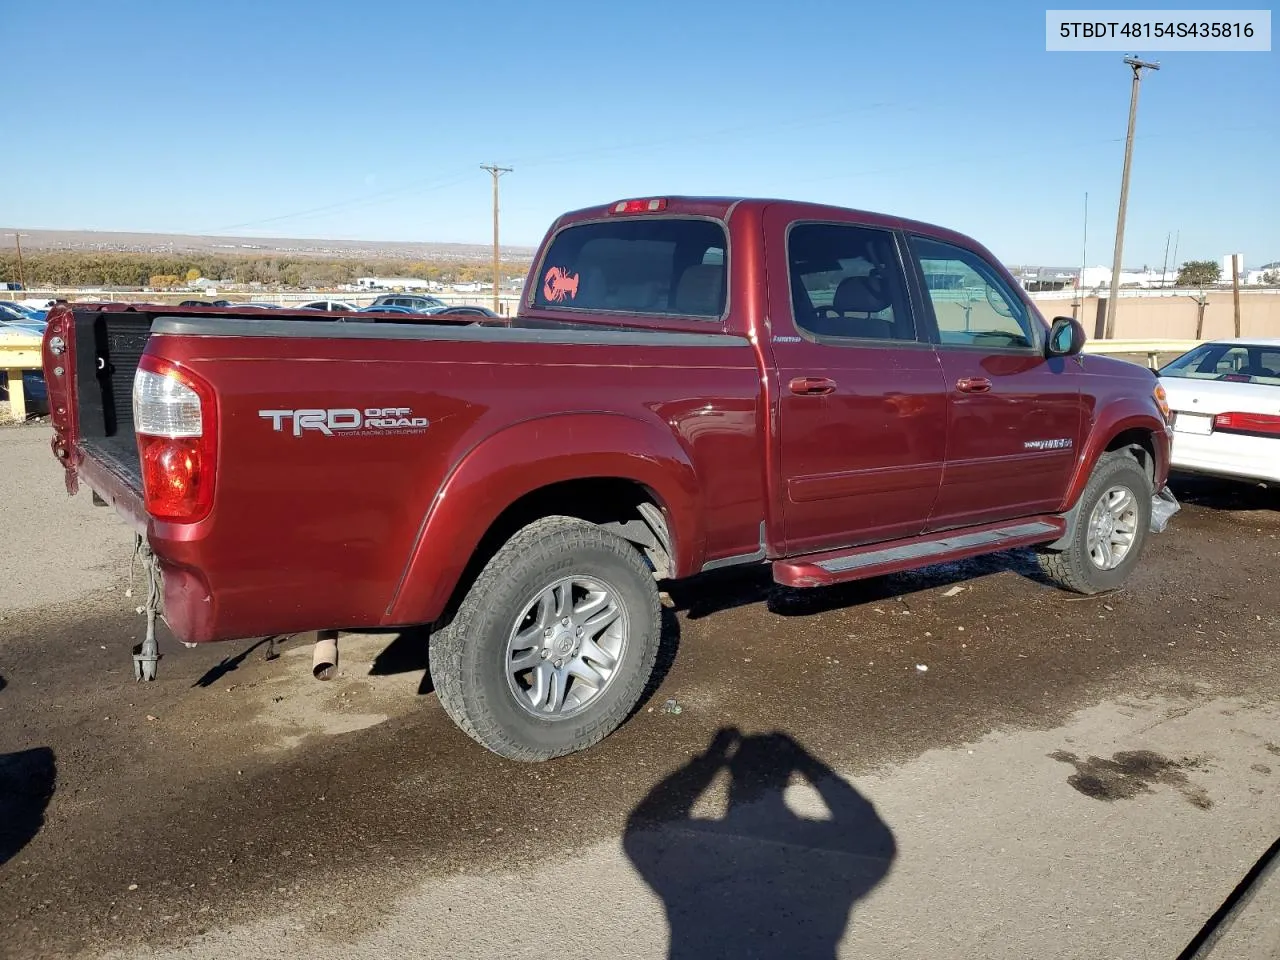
{"left": 384, "top": 412, "right": 703, "bottom": 626}
{"left": 1061, "top": 406, "right": 1172, "bottom": 513}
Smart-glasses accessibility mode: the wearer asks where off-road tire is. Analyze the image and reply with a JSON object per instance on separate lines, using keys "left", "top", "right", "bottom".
{"left": 429, "top": 516, "right": 661, "bottom": 761}
{"left": 1037, "top": 451, "right": 1153, "bottom": 594}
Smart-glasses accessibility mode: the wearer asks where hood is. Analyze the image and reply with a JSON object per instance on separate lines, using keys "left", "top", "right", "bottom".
{"left": 1082, "top": 353, "right": 1158, "bottom": 382}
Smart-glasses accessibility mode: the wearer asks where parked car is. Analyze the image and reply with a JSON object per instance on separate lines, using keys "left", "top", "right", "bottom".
{"left": 0, "top": 303, "right": 46, "bottom": 337}
{"left": 2, "top": 301, "right": 48, "bottom": 323}
{"left": 357, "top": 304, "right": 420, "bottom": 316}
{"left": 178, "top": 299, "right": 235, "bottom": 307}
{"left": 43, "top": 195, "right": 1175, "bottom": 761}
{"left": 432, "top": 305, "right": 502, "bottom": 320}
{"left": 369, "top": 293, "right": 446, "bottom": 313}
{"left": 1158, "top": 338, "right": 1280, "bottom": 484}
{"left": 299, "top": 300, "right": 357, "bottom": 313}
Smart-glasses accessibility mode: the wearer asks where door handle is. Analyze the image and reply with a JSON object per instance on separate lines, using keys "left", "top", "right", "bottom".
{"left": 956, "top": 377, "right": 992, "bottom": 394}
{"left": 789, "top": 376, "right": 837, "bottom": 396}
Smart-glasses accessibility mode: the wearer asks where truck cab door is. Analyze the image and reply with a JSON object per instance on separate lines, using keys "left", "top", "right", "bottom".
{"left": 905, "top": 234, "right": 1085, "bottom": 530}
{"left": 763, "top": 207, "right": 949, "bottom": 557}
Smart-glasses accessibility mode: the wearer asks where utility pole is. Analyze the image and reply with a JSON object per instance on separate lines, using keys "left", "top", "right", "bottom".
{"left": 1076, "top": 191, "right": 1088, "bottom": 320}
{"left": 1231, "top": 253, "right": 1242, "bottom": 337}
{"left": 480, "top": 164, "right": 512, "bottom": 314}
{"left": 5, "top": 233, "right": 28, "bottom": 290}
{"left": 1104, "top": 56, "right": 1160, "bottom": 339}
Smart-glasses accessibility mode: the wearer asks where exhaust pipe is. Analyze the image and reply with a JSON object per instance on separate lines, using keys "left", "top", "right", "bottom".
{"left": 312, "top": 630, "right": 339, "bottom": 681}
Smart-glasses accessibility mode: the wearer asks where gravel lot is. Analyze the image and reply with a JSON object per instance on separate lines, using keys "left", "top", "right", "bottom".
{"left": 0, "top": 421, "right": 1277, "bottom": 960}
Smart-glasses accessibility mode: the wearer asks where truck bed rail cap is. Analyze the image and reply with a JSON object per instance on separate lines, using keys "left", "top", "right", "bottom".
{"left": 148, "top": 316, "right": 744, "bottom": 348}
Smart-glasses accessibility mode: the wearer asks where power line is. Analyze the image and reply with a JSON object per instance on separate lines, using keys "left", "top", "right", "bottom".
{"left": 195, "top": 106, "right": 911, "bottom": 237}
{"left": 201, "top": 169, "right": 477, "bottom": 234}
{"left": 508, "top": 103, "right": 911, "bottom": 171}
{"left": 195, "top": 112, "right": 1267, "bottom": 240}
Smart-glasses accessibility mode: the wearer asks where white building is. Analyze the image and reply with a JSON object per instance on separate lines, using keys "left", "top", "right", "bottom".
{"left": 354, "top": 276, "right": 440, "bottom": 291}
{"left": 1077, "top": 266, "right": 1176, "bottom": 289}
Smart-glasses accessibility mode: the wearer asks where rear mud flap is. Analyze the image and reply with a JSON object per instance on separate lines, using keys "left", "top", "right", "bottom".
{"left": 1150, "top": 487, "right": 1181, "bottom": 534}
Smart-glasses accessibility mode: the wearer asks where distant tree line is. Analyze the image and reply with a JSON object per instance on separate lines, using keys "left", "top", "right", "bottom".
{"left": 0, "top": 252, "right": 531, "bottom": 290}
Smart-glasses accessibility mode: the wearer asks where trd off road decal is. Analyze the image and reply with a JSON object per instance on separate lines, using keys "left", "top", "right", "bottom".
{"left": 259, "top": 407, "right": 429, "bottom": 437}
{"left": 542, "top": 265, "right": 579, "bottom": 303}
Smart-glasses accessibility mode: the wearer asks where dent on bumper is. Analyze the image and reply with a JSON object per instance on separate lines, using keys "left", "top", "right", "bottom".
{"left": 159, "top": 562, "right": 217, "bottom": 644}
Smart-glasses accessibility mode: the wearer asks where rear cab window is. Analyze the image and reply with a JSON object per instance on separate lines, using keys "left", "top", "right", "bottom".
{"left": 531, "top": 218, "right": 727, "bottom": 318}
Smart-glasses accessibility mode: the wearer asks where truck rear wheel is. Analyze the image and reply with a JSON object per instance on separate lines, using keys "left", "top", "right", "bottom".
{"left": 429, "top": 516, "right": 661, "bottom": 761}
{"left": 1037, "top": 451, "right": 1153, "bottom": 594}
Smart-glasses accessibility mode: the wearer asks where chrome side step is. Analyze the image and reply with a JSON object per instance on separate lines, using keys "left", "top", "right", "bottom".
{"left": 819, "top": 521, "right": 1059, "bottom": 574}
{"left": 773, "top": 517, "right": 1065, "bottom": 588}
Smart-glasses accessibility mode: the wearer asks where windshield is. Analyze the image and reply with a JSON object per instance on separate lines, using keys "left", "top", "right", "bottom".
{"left": 1160, "top": 343, "right": 1280, "bottom": 386}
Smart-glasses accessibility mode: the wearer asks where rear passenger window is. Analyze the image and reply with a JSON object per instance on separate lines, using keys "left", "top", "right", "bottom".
{"left": 532, "top": 218, "right": 728, "bottom": 318}
{"left": 787, "top": 223, "right": 916, "bottom": 342}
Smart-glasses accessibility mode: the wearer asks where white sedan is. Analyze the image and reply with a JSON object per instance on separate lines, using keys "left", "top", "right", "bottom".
{"left": 1158, "top": 338, "right": 1280, "bottom": 484}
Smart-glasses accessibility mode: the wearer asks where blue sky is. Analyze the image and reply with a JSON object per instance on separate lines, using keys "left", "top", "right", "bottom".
{"left": 3, "top": 0, "right": 1276, "bottom": 266}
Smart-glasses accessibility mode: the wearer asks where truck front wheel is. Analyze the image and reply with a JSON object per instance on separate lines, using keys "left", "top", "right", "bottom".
{"left": 1037, "top": 451, "right": 1153, "bottom": 594}
{"left": 429, "top": 516, "right": 661, "bottom": 761}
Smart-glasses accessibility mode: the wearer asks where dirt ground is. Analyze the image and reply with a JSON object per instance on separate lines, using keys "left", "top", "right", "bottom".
{"left": 0, "top": 422, "right": 1277, "bottom": 960}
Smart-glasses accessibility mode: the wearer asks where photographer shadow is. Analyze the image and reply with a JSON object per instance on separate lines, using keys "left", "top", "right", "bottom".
{"left": 624, "top": 728, "right": 896, "bottom": 960}
{"left": 0, "top": 745, "right": 57, "bottom": 867}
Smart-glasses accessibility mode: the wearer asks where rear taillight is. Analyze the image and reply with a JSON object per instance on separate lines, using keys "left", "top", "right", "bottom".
{"left": 133, "top": 357, "right": 217, "bottom": 522}
{"left": 1212, "top": 411, "right": 1280, "bottom": 438}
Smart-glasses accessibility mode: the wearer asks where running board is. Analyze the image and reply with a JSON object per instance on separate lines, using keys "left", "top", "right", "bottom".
{"left": 773, "top": 517, "right": 1066, "bottom": 588}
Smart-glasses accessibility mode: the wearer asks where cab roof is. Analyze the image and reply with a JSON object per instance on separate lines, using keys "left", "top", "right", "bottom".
{"left": 551, "top": 195, "right": 980, "bottom": 250}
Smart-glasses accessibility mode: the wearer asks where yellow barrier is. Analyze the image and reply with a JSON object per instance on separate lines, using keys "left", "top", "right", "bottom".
{"left": 0, "top": 335, "right": 43, "bottom": 421}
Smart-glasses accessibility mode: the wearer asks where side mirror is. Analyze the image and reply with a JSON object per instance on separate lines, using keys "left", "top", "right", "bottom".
{"left": 1047, "top": 316, "right": 1086, "bottom": 358}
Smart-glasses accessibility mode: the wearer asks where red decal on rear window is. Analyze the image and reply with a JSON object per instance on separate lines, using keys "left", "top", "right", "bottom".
{"left": 542, "top": 266, "right": 580, "bottom": 303}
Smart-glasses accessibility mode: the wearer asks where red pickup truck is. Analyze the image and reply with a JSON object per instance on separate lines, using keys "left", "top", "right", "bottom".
{"left": 42, "top": 196, "right": 1174, "bottom": 760}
